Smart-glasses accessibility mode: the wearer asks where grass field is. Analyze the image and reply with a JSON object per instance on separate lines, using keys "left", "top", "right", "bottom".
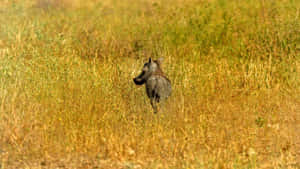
{"left": 0, "top": 0, "right": 299, "bottom": 168}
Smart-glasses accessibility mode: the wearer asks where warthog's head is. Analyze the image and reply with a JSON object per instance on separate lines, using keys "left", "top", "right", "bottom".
{"left": 133, "top": 58, "right": 162, "bottom": 85}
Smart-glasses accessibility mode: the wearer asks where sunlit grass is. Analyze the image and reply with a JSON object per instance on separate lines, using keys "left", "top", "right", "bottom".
{"left": 0, "top": 0, "right": 299, "bottom": 168}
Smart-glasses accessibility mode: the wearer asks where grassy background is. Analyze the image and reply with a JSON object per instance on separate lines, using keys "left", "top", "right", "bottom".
{"left": 0, "top": 0, "right": 299, "bottom": 168}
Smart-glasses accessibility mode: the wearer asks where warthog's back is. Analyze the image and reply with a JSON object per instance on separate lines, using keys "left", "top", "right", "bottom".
{"left": 146, "top": 75, "right": 172, "bottom": 101}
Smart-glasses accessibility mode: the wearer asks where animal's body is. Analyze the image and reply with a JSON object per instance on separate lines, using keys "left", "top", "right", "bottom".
{"left": 133, "top": 58, "right": 171, "bottom": 113}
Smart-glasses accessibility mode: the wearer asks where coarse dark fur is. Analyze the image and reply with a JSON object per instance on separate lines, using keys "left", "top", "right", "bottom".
{"left": 133, "top": 58, "right": 172, "bottom": 113}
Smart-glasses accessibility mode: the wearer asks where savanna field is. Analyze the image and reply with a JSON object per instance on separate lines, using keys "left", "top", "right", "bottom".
{"left": 0, "top": 0, "right": 299, "bottom": 168}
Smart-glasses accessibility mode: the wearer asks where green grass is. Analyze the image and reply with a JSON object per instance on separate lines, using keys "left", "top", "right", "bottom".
{"left": 0, "top": 0, "right": 299, "bottom": 168}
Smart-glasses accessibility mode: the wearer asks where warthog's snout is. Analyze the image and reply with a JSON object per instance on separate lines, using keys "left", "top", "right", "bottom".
{"left": 133, "top": 71, "right": 146, "bottom": 85}
{"left": 133, "top": 77, "right": 144, "bottom": 85}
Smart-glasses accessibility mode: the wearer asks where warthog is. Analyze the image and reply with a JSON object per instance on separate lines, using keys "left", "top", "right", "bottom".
{"left": 133, "top": 58, "right": 172, "bottom": 113}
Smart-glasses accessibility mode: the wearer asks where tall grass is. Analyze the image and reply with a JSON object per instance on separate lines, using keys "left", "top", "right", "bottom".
{"left": 0, "top": 0, "right": 299, "bottom": 168}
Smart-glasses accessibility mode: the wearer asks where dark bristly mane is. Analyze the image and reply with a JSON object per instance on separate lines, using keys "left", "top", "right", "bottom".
{"left": 153, "top": 60, "right": 171, "bottom": 83}
{"left": 153, "top": 60, "right": 165, "bottom": 76}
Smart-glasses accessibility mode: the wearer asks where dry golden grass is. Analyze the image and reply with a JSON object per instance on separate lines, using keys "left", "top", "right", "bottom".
{"left": 0, "top": 0, "right": 299, "bottom": 168}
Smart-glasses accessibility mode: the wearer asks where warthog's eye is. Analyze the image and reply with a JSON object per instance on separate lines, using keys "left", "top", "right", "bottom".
{"left": 142, "top": 65, "right": 149, "bottom": 71}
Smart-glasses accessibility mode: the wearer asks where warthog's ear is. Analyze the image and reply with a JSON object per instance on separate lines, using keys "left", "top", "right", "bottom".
{"left": 157, "top": 57, "right": 164, "bottom": 65}
{"left": 149, "top": 57, "right": 152, "bottom": 63}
